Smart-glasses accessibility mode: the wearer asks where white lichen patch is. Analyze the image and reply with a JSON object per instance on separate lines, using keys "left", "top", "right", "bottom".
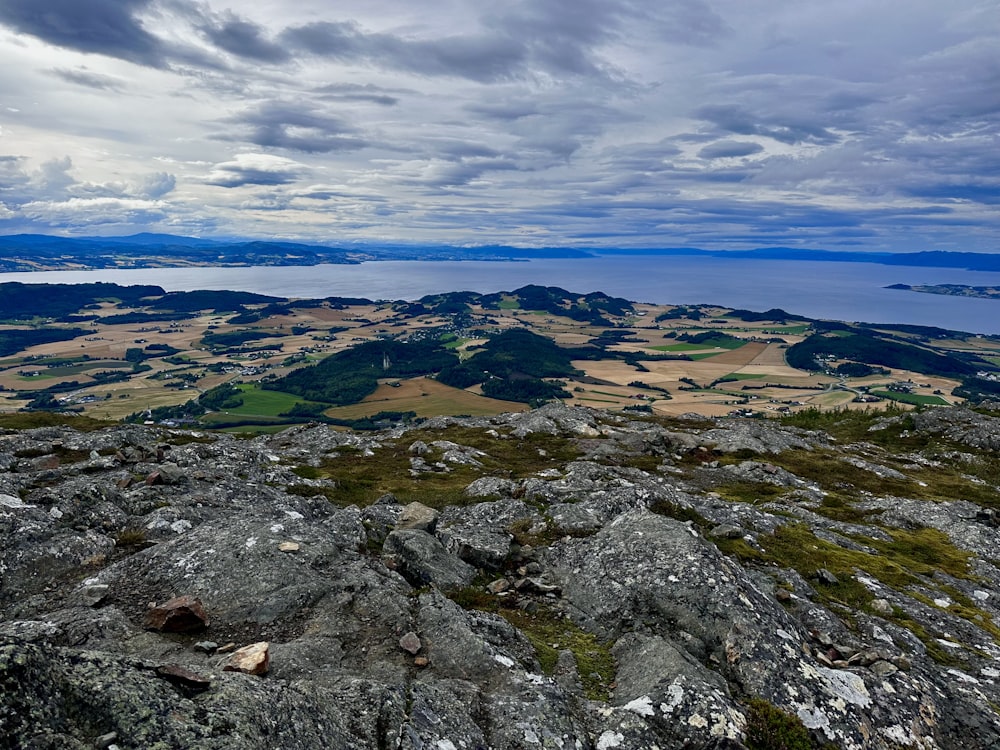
{"left": 623, "top": 695, "right": 654, "bottom": 717}
{"left": 492, "top": 654, "right": 515, "bottom": 668}
{"left": 662, "top": 680, "right": 684, "bottom": 713}
{"left": 946, "top": 669, "right": 980, "bottom": 684}
{"left": 687, "top": 714, "right": 708, "bottom": 729}
{"left": 818, "top": 667, "right": 872, "bottom": 708}
{"left": 596, "top": 731, "right": 623, "bottom": 749}
{"left": 796, "top": 706, "right": 830, "bottom": 733}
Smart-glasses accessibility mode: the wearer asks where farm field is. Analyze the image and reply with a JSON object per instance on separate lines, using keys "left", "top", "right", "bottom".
{"left": 0, "top": 282, "right": 992, "bottom": 427}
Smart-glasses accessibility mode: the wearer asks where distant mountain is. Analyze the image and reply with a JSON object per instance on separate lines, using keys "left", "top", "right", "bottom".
{"left": 1, "top": 233, "right": 999, "bottom": 272}
{"left": 596, "top": 247, "right": 1000, "bottom": 272}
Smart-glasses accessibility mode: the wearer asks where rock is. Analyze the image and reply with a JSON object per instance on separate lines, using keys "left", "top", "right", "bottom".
{"left": 487, "top": 578, "right": 511, "bottom": 594}
{"left": 815, "top": 568, "right": 840, "bottom": 585}
{"left": 278, "top": 541, "right": 300, "bottom": 552}
{"left": 436, "top": 499, "right": 533, "bottom": 569}
{"left": 395, "top": 501, "right": 439, "bottom": 532}
{"left": 709, "top": 524, "right": 745, "bottom": 540}
{"left": 77, "top": 583, "right": 110, "bottom": 608}
{"left": 155, "top": 663, "right": 212, "bottom": 691}
{"left": 871, "top": 598, "right": 893, "bottom": 615}
{"left": 144, "top": 595, "right": 209, "bottom": 633}
{"left": 383, "top": 529, "right": 476, "bottom": 591}
{"left": 223, "top": 641, "right": 270, "bottom": 675}
{"left": 5, "top": 406, "right": 1000, "bottom": 749}
{"left": 398, "top": 631, "right": 422, "bottom": 654}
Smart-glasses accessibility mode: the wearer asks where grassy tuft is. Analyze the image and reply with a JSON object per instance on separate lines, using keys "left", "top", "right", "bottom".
{"left": 744, "top": 698, "right": 813, "bottom": 750}
{"left": 448, "top": 586, "right": 615, "bottom": 701}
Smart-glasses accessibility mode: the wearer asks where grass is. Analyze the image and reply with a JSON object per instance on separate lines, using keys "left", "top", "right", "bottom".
{"left": 744, "top": 698, "right": 812, "bottom": 750}
{"left": 222, "top": 384, "right": 317, "bottom": 418}
{"left": 650, "top": 343, "right": 713, "bottom": 352}
{"left": 0, "top": 412, "right": 115, "bottom": 432}
{"left": 296, "top": 425, "right": 583, "bottom": 509}
{"left": 870, "top": 390, "right": 949, "bottom": 406}
{"left": 719, "top": 521, "right": 990, "bottom": 662}
{"left": 447, "top": 587, "right": 615, "bottom": 701}
{"left": 713, "top": 481, "right": 785, "bottom": 505}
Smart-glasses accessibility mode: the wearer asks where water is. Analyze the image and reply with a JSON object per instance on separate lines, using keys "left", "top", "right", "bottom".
{"left": 5, "top": 255, "right": 1000, "bottom": 334}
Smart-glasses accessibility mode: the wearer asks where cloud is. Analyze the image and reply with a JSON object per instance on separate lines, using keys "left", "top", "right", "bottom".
{"left": 197, "top": 10, "right": 290, "bottom": 63}
{"left": 20, "top": 196, "right": 168, "bottom": 227}
{"left": 0, "top": 0, "right": 165, "bottom": 66}
{"left": 215, "top": 100, "right": 367, "bottom": 153}
{"left": 279, "top": 21, "right": 528, "bottom": 83}
{"left": 204, "top": 153, "right": 309, "bottom": 188}
{"left": 698, "top": 141, "right": 764, "bottom": 159}
{"left": 49, "top": 67, "right": 127, "bottom": 91}
{"left": 313, "top": 83, "right": 402, "bottom": 106}
{"left": 695, "top": 104, "right": 840, "bottom": 145}
{"left": 136, "top": 172, "right": 177, "bottom": 199}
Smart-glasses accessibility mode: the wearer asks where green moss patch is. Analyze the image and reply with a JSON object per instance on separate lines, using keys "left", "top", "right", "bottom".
{"left": 448, "top": 587, "right": 615, "bottom": 701}
{"left": 298, "top": 426, "right": 582, "bottom": 509}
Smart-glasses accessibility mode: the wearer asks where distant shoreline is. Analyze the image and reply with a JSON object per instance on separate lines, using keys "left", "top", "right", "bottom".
{"left": 887, "top": 283, "right": 1000, "bottom": 300}
{"left": 3, "top": 233, "right": 1000, "bottom": 273}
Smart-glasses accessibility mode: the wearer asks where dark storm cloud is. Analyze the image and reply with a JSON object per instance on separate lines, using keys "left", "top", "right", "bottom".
{"left": 216, "top": 101, "right": 367, "bottom": 153}
{"left": 198, "top": 11, "right": 290, "bottom": 63}
{"left": 0, "top": 0, "right": 165, "bottom": 66}
{"left": 698, "top": 141, "right": 764, "bottom": 159}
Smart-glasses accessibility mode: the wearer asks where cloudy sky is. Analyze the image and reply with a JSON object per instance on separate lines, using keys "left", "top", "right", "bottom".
{"left": 0, "top": 0, "right": 997, "bottom": 251}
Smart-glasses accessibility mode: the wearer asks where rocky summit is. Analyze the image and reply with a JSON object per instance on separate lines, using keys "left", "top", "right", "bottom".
{"left": 3, "top": 403, "right": 1000, "bottom": 749}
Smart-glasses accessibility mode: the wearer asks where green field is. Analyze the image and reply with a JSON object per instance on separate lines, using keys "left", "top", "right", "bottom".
{"left": 215, "top": 384, "right": 314, "bottom": 418}
{"left": 720, "top": 373, "right": 766, "bottom": 381}
{"left": 650, "top": 343, "right": 707, "bottom": 352}
{"left": 871, "top": 390, "right": 949, "bottom": 406}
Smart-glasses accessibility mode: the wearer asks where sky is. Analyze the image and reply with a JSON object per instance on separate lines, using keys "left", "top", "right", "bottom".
{"left": 0, "top": 0, "right": 997, "bottom": 252}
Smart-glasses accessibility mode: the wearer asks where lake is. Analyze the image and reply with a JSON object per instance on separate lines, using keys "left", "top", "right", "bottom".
{"left": 7, "top": 255, "right": 1000, "bottom": 334}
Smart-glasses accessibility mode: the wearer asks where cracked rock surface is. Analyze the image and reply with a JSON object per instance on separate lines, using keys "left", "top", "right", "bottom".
{"left": 3, "top": 403, "right": 1000, "bottom": 749}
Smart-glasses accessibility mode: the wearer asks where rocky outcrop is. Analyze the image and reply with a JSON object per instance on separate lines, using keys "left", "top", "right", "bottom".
{"left": 3, "top": 403, "right": 1000, "bottom": 749}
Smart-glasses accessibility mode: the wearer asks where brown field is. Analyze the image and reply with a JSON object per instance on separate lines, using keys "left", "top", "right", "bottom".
{"left": 324, "top": 377, "right": 527, "bottom": 419}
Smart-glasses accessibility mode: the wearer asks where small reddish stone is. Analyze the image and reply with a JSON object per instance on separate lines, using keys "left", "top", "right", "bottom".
{"left": 145, "top": 595, "right": 209, "bottom": 633}
{"left": 399, "top": 631, "right": 422, "bottom": 655}
{"left": 155, "top": 664, "right": 211, "bottom": 691}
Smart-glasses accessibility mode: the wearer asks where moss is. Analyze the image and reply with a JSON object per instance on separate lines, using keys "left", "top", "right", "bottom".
{"left": 744, "top": 698, "right": 813, "bottom": 750}
{"left": 885, "top": 607, "right": 965, "bottom": 666}
{"left": 114, "top": 526, "right": 148, "bottom": 548}
{"left": 814, "top": 493, "right": 876, "bottom": 524}
{"left": 0, "top": 412, "right": 115, "bottom": 432}
{"left": 291, "top": 465, "right": 322, "bottom": 480}
{"left": 648, "top": 499, "right": 711, "bottom": 529}
{"left": 302, "top": 425, "right": 583, "bottom": 509}
{"left": 713, "top": 481, "right": 784, "bottom": 505}
{"left": 446, "top": 587, "right": 615, "bottom": 701}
